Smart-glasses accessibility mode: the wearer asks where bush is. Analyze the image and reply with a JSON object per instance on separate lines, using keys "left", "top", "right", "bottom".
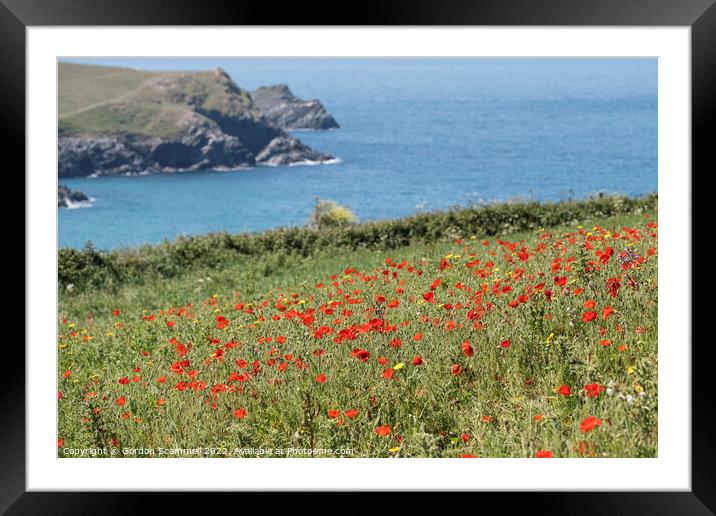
{"left": 309, "top": 198, "right": 358, "bottom": 229}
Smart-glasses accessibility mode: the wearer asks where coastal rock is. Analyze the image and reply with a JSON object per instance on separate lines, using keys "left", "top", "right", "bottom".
{"left": 59, "top": 136, "right": 151, "bottom": 177}
{"left": 251, "top": 84, "right": 339, "bottom": 130}
{"left": 58, "top": 184, "right": 89, "bottom": 207}
{"left": 58, "top": 64, "right": 336, "bottom": 177}
{"left": 255, "top": 136, "right": 334, "bottom": 166}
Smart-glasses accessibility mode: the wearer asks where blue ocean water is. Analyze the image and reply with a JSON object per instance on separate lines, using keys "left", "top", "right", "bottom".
{"left": 59, "top": 58, "right": 657, "bottom": 250}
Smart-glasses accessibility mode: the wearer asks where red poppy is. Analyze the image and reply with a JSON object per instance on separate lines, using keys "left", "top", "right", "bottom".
{"left": 383, "top": 368, "right": 395, "bottom": 379}
{"left": 558, "top": 384, "right": 571, "bottom": 396}
{"left": 412, "top": 355, "right": 423, "bottom": 366}
{"left": 584, "top": 299, "right": 596, "bottom": 309}
{"left": 327, "top": 409, "right": 341, "bottom": 419}
{"left": 345, "top": 409, "right": 359, "bottom": 419}
{"left": 351, "top": 348, "right": 370, "bottom": 362}
{"left": 58, "top": 438, "right": 64, "bottom": 448}
{"left": 112, "top": 309, "right": 120, "bottom": 317}
{"left": 315, "top": 373, "right": 327, "bottom": 384}
{"left": 115, "top": 396, "right": 126, "bottom": 407}
{"left": 580, "top": 415, "right": 603, "bottom": 433}
{"left": 583, "top": 383, "right": 604, "bottom": 398}
{"left": 500, "top": 339, "right": 511, "bottom": 348}
{"left": 582, "top": 311, "right": 597, "bottom": 323}
{"left": 451, "top": 364, "right": 462, "bottom": 376}
{"left": 387, "top": 299, "right": 400, "bottom": 309}
{"left": 374, "top": 425, "right": 391, "bottom": 437}
{"left": 535, "top": 450, "right": 553, "bottom": 458}
{"left": 233, "top": 408, "right": 247, "bottom": 419}
{"left": 461, "top": 341, "right": 474, "bottom": 357}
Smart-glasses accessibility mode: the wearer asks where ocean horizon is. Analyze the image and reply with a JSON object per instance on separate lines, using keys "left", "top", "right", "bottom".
{"left": 59, "top": 57, "right": 657, "bottom": 250}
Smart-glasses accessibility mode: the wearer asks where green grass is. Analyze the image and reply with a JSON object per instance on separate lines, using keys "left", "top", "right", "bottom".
{"left": 58, "top": 208, "right": 657, "bottom": 458}
{"left": 58, "top": 62, "right": 256, "bottom": 139}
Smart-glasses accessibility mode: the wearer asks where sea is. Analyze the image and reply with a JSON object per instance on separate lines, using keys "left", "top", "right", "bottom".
{"left": 59, "top": 58, "right": 657, "bottom": 250}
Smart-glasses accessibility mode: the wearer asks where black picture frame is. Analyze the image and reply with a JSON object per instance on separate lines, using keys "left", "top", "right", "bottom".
{"left": 5, "top": 0, "right": 712, "bottom": 513}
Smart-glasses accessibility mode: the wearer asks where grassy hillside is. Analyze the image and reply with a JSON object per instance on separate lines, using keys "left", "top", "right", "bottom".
{"left": 58, "top": 62, "right": 256, "bottom": 139}
{"left": 58, "top": 206, "right": 658, "bottom": 458}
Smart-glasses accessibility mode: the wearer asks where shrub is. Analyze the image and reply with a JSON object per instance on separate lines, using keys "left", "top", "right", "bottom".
{"left": 309, "top": 198, "right": 358, "bottom": 229}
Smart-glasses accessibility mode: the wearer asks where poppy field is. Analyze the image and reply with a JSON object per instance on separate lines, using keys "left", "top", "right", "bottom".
{"left": 58, "top": 210, "right": 657, "bottom": 458}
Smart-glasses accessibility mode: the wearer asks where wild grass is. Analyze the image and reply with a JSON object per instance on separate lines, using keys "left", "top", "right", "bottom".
{"left": 58, "top": 201, "right": 657, "bottom": 458}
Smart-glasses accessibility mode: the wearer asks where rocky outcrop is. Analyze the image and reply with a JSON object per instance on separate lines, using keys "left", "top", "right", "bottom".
{"left": 251, "top": 85, "right": 339, "bottom": 130}
{"left": 58, "top": 65, "right": 336, "bottom": 177}
{"left": 58, "top": 184, "right": 89, "bottom": 207}
{"left": 255, "top": 136, "right": 333, "bottom": 166}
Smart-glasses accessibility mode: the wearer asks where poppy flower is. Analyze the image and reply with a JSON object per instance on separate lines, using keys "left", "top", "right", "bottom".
{"left": 387, "top": 299, "right": 400, "bottom": 309}
{"left": 412, "top": 355, "right": 423, "bottom": 366}
{"left": 374, "top": 425, "right": 391, "bottom": 437}
{"left": 233, "top": 408, "right": 247, "bottom": 419}
{"left": 315, "top": 373, "right": 327, "bottom": 384}
{"left": 344, "top": 409, "right": 359, "bottom": 419}
{"left": 558, "top": 384, "right": 571, "bottom": 396}
{"left": 584, "top": 300, "right": 596, "bottom": 309}
{"left": 451, "top": 364, "right": 462, "bottom": 376}
{"left": 115, "top": 396, "right": 126, "bottom": 407}
{"left": 461, "top": 341, "right": 474, "bottom": 357}
{"left": 460, "top": 454, "right": 477, "bottom": 458}
{"left": 500, "top": 339, "right": 511, "bottom": 348}
{"left": 112, "top": 309, "right": 120, "bottom": 317}
{"left": 351, "top": 348, "right": 370, "bottom": 362}
{"left": 582, "top": 311, "right": 597, "bottom": 323}
{"left": 583, "top": 383, "right": 604, "bottom": 398}
{"left": 383, "top": 368, "right": 395, "bottom": 379}
{"left": 58, "top": 438, "right": 64, "bottom": 448}
{"left": 535, "top": 450, "right": 553, "bottom": 458}
{"left": 327, "top": 409, "right": 341, "bottom": 419}
{"left": 580, "top": 415, "right": 603, "bottom": 433}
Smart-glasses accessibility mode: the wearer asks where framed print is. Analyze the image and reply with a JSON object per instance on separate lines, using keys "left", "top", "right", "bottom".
{"left": 6, "top": 0, "right": 713, "bottom": 512}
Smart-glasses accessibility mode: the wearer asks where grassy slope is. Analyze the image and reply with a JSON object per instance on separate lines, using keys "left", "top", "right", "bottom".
{"left": 58, "top": 62, "right": 254, "bottom": 139}
{"left": 58, "top": 210, "right": 658, "bottom": 458}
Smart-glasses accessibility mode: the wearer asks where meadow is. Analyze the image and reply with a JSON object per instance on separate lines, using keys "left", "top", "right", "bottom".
{"left": 58, "top": 196, "right": 658, "bottom": 458}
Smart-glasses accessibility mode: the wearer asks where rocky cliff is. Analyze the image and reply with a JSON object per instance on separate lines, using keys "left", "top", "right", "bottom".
{"left": 58, "top": 64, "right": 334, "bottom": 177}
{"left": 251, "top": 84, "right": 339, "bottom": 130}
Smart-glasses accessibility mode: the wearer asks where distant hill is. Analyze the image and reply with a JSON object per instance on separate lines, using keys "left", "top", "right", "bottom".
{"left": 58, "top": 62, "right": 336, "bottom": 177}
